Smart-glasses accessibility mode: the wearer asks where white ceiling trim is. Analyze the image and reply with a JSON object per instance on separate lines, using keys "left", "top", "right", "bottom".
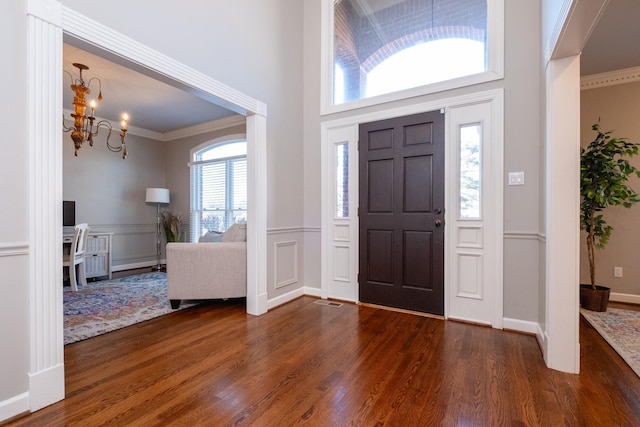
{"left": 159, "top": 115, "right": 245, "bottom": 142}
{"left": 581, "top": 66, "right": 640, "bottom": 90}
{"left": 63, "top": 109, "right": 245, "bottom": 141}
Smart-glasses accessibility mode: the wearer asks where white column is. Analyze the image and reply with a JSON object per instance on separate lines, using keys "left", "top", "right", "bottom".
{"left": 544, "top": 54, "right": 581, "bottom": 374}
{"left": 26, "top": 0, "right": 66, "bottom": 410}
{"left": 246, "top": 106, "right": 268, "bottom": 315}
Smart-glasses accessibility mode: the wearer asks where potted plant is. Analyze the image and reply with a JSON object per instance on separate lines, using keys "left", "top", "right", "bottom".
{"left": 580, "top": 122, "right": 640, "bottom": 311}
{"left": 162, "top": 211, "right": 183, "bottom": 243}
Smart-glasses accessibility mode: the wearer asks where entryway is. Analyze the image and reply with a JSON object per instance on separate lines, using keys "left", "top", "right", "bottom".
{"left": 321, "top": 91, "right": 503, "bottom": 328}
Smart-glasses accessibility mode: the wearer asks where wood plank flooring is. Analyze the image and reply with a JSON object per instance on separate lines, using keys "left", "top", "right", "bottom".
{"left": 4, "top": 297, "right": 640, "bottom": 426}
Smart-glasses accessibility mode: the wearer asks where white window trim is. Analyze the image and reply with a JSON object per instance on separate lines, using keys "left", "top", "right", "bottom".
{"left": 320, "top": 0, "right": 505, "bottom": 115}
{"left": 321, "top": 88, "right": 503, "bottom": 327}
{"left": 190, "top": 135, "right": 247, "bottom": 241}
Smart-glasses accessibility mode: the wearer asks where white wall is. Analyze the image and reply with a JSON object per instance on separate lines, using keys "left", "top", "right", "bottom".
{"left": 0, "top": 0, "right": 30, "bottom": 412}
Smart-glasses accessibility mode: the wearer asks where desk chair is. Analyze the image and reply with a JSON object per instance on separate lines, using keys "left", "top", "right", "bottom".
{"left": 63, "top": 223, "right": 90, "bottom": 291}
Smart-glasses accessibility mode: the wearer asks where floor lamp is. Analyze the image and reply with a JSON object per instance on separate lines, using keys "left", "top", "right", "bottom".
{"left": 146, "top": 188, "right": 170, "bottom": 271}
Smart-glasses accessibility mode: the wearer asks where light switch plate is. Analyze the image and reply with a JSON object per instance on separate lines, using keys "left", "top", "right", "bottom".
{"left": 508, "top": 171, "right": 525, "bottom": 186}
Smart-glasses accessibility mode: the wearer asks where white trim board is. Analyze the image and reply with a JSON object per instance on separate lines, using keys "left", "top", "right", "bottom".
{"left": 581, "top": 66, "right": 640, "bottom": 91}
{"left": 610, "top": 292, "right": 640, "bottom": 305}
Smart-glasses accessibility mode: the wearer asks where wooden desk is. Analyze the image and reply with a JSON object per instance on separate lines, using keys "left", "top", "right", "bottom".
{"left": 64, "top": 232, "right": 113, "bottom": 280}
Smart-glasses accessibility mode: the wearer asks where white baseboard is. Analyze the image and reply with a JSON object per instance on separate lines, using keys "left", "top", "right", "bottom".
{"left": 0, "top": 392, "right": 29, "bottom": 423}
{"left": 112, "top": 260, "right": 164, "bottom": 272}
{"left": 303, "top": 286, "right": 322, "bottom": 298}
{"left": 610, "top": 292, "right": 640, "bottom": 305}
{"left": 28, "top": 363, "right": 64, "bottom": 412}
{"left": 268, "top": 287, "right": 305, "bottom": 310}
{"left": 503, "top": 317, "right": 539, "bottom": 335}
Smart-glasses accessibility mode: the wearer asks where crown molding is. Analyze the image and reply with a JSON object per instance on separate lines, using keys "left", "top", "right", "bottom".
{"left": 159, "top": 115, "right": 245, "bottom": 141}
{"left": 63, "top": 109, "right": 245, "bottom": 142}
{"left": 581, "top": 66, "right": 640, "bottom": 90}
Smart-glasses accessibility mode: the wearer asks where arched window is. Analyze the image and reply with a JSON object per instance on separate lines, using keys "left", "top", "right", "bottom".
{"left": 365, "top": 38, "right": 485, "bottom": 98}
{"left": 328, "top": 0, "right": 502, "bottom": 109}
{"left": 190, "top": 139, "right": 247, "bottom": 241}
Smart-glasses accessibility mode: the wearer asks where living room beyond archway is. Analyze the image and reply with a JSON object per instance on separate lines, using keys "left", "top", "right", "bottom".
{"left": 27, "top": 3, "right": 268, "bottom": 411}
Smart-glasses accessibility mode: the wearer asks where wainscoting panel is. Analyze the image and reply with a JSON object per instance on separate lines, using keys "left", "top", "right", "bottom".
{"left": 274, "top": 240, "right": 299, "bottom": 289}
{"left": 457, "top": 252, "right": 483, "bottom": 299}
{"left": 267, "top": 228, "right": 306, "bottom": 308}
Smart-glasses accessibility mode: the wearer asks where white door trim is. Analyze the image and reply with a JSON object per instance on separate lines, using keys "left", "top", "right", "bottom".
{"left": 321, "top": 89, "right": 503, "bottom": 326}
{"left": 26, "top": 0, "right": 268, "bottom": 412}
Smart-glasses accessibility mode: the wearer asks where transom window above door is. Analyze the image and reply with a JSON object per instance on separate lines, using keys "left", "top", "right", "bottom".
{"left": 325, "top": 0, "right": 503, "bottom": 112}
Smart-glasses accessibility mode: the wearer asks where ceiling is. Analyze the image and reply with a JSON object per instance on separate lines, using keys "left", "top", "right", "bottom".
{"left": 62, "top": 0, "right": 639, "bottom": 137}
{"left": 581, "top": 0, "right": 640, "bottom": 76}
{"left": 63, "top": 43, "right": 239, "bottom": 137}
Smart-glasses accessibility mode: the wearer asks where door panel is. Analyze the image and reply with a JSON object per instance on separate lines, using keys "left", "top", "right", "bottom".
{"left": 359, "top": 110, "right": 445, "bottom": 315}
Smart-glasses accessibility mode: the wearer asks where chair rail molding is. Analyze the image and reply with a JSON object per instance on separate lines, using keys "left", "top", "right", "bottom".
{"left": 0, "top": 242, "right": 30, "bottom": 257}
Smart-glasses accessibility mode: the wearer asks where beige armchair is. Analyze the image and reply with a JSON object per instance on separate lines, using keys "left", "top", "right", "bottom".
{"left": 167, "top": 224, "right": 246, "bottom": 309}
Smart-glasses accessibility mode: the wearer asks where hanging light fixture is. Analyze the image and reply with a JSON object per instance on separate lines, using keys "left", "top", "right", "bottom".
{"left": 63, "top": 63, "right": 129, "bottom": 159}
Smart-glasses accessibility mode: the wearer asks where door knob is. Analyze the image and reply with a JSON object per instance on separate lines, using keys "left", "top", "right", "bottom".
{"left": 434, "top": 208, "right": 442, "bottom": 214}
{"left": 435, "top": 219, "right": 442, "bottom": 227}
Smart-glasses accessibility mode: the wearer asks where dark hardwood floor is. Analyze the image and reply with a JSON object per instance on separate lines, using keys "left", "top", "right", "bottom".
{"left": 4, "top": 297, "right": 640, "bottom": 426}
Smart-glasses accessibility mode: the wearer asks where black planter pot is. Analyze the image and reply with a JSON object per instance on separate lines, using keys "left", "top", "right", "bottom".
{"left": 580, "top": 284, "right": 611, "bottom": 312}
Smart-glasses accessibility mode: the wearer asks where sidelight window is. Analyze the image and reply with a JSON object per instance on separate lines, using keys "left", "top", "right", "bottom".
{"left": 459, "top": 123, "right": 481, "bottom": 219}
{"left": 336, "top": 143, "right": 349, "bottom": 217}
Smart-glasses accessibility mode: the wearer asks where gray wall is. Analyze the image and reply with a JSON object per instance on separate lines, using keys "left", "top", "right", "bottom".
{"left": 63, "top": 131, "right": 167, "bottom": 269}
{"left": 164, "top": 122, "right": 247, "bottom": 241}
{"left": 580, "top": 81, "right": 640, "bottom": 296}
{"left": 302, "top": 1, "right": 543, "bottom": 321}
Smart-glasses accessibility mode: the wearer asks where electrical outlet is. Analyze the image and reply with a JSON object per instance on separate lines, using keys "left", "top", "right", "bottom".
{"left": 614, "top": 266, "right": 623, "bottom": 278}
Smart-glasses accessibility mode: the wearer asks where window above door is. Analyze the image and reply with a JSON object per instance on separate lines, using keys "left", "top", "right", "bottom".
{"left": 322, "top": 0, "right": 504, "bottom": 114}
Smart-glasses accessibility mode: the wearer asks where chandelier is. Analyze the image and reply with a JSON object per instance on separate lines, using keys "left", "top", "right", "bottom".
{"left": 63, "top": 63, "right": 129, "bottom": 159}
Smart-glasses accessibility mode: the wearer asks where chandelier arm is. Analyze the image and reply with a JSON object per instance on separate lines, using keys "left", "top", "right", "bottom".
{"left": 87, "top": 77, "right": 102, "bottom": 95}
{"left": 95, "top": 120, "right": 125, "bottom": 153}
{"left": 62, "top": 114, "right": 73, "bottom": 132}
{"left": 63, "top": 70, "right": 73, "bottom": 87}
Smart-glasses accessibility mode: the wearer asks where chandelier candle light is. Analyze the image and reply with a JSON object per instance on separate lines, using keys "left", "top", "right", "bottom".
{"left": 63, "top": 63, "right": 129, "bottom": 159}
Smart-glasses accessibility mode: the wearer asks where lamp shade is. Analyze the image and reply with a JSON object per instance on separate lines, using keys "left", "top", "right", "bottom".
{"left": 145, "top": 188, "right": 170, "bottom": 204}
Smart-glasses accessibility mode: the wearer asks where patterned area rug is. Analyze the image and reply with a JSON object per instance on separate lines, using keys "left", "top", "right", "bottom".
{"left": 581, "top": 307, "right": 640, "bottom": 377}
{"left": 64, "top": 272, "right": 192, "bottom": 345}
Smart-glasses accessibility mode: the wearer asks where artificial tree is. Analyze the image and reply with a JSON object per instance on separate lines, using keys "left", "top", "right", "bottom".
{"left": 580, "top": 122, "right": 640, "bottom": 309}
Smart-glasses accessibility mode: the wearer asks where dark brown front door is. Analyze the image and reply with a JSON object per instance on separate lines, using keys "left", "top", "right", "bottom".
{"left": 359, "top": 111, "right": 445, "bottom": 315}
